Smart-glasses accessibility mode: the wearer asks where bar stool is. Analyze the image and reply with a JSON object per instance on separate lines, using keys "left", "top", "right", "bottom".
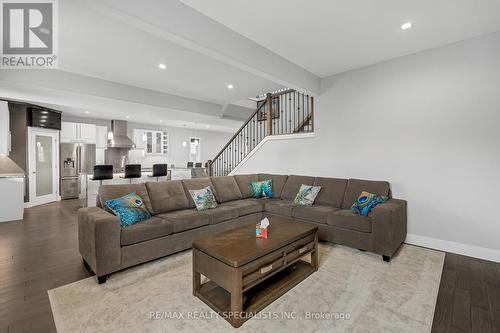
{"left": 194, "top": 162, "right": 202, "bottom": 168}
{"left": 187, "top": 162, "right": 194, "bottom": 168}
{"left": 89, "top": 165, "right": 113, "bottom": 207}
{"left": 121, "top": 164, "right": 142, "bottom": 184}
{"left": 148, "top": 164, "right": 168, "bottom": 182}
{"left": 91, "top": 165, "right": 114, "bottom": 184}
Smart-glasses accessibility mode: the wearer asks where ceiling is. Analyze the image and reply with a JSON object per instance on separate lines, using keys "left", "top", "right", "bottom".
{"left": 182, "top": 0, "right": 500, "bottom": 77}
{"left": 60, "top": 0, "right": 283, "bottom": 105}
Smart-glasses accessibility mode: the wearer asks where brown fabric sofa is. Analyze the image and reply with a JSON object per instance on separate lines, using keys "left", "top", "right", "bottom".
{"left": 78, "top": 174, "right": 407, "bottom": 283}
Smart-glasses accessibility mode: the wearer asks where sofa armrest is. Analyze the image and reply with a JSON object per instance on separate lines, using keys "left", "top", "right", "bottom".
{"left": 78, "top": 207, "right": 121, "bottom": 277}
{"left": 371, "top": 199, "right": 407, "bottom": 257}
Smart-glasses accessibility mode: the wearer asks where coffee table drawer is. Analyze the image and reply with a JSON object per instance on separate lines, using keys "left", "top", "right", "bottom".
{"left": 242, "top": 252, "right": 284, "bottom": 288}
{"left": 286, "top": 239, "right": 316, "bottom": 263}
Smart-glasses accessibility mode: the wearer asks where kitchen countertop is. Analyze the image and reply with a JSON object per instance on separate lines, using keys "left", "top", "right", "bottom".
{"left": 0, "top": 173, "right": 25, "bottom": 178}
{"left": 0, "top": 156, "right": 25, "bottom": 178}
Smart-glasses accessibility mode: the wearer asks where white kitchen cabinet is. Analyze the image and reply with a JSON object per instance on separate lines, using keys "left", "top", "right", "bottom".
{"left": 60, "top": 122, "right": 97, "bottom": 143}
{"left": 134, "top": 129, "right": 168, "bottom": 155}
{"left": 78, "top": 123, "right": 97, "bottom": 142}
{"left": 95, "top": 148, "right": 106, "bottom": 165}
{"left": 133, "top": 129, "right": 147, "bottom": 150}
{"left": 60, "top": 122, "right": 78, "bottom": 142}
{"left": 96, "top": 126, "right": 108, "bottom": 149}
{"left": 0, "top": 101, "right": 11, "bottom": 155}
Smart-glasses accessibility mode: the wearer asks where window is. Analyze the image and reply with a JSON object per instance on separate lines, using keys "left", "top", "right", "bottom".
{"left": 143, "top": 130, "right": 168, "bottom": 155}
{"left": 189, "top": 137, "right": 200, "bottom": 162}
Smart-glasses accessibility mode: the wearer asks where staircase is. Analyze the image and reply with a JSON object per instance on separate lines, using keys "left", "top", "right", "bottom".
{"left": 207, "top": 90, "right": 314, "bottom": 176}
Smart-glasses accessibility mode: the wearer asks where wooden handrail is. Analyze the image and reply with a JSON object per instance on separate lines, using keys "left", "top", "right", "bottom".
{"left": 207, "top": 89, "right": 312, "bottom": 176}
{"left": 211, "top": 99, "right": 268, "bottom": 163}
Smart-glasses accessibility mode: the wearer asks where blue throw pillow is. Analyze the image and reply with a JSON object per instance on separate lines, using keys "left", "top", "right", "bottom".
{"left": 105, "top": 192, "right": 151, "bottom": 227}
{"left": 251, "top": 179, "right": 273, "bottom": 198}
{"left": 351, "top": 191, "right": 387, "bottom": 217}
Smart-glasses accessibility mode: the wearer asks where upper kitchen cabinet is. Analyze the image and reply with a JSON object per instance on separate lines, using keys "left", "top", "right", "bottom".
{"left": 0, "top": 101, "right": 11, "bottom": 155}
{"left": 133, "top": 129, "right": 168, "bottom": 155}
{"left": 61, "top": 122, "right": 97, "bottom": 144}
{"left": 96, "top": 126, "right": 108, "bottom": 149}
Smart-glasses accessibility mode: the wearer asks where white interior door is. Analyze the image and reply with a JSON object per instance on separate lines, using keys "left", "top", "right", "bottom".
{"left": 28, "top": 128, "right": 59, "bottom": 207}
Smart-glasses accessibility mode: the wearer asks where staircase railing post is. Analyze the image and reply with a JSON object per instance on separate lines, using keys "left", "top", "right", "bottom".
{"left": 206, "top": 160, "right": 213, "bottom": 176}
{"left": 266, "top": 93, "right": 273, "bottom": 136}
{"left": 310, "top": 96, "right": 314, "bottom": 132}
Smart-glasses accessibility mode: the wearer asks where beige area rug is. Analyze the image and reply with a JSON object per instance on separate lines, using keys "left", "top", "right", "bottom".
{"left": 49, "top": 243, "right": 444, "bottom": 333}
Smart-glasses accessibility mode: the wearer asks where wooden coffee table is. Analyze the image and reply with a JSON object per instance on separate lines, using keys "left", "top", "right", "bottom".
{"left": 192, "top": 217, "right": 318, "bottom": 328}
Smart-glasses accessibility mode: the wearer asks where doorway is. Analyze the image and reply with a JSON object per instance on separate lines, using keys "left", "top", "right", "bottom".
{"left": 28, "top": 128, "right": 60, "bottom": 207}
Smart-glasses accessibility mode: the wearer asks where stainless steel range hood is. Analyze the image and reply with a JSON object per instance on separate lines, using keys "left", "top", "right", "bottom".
{"left": 107, "top": 120, "right": 135, "bottom": 149}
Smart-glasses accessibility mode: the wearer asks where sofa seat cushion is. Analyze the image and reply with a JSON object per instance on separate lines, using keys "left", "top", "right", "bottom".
{"left": 204, "top": 206, "right": 239, "bottom": 225}
{"left": 327, "top": 209, "right": 372, "bottom": 233}
{"left": 292, "top": 205, "right": 339, "bottom": 224}
{"left": 120, "top": 216, "right": 173, "bottom": 246}
{"left": 264, "top": 200, "right": 295, "bottom": 217}
{"left": 157, "top": 209, "right": 209, "bottom": 233}
{"left": 222, "top": 199, "right": 264, "bottom": 216}
{"left": 145, "top": 180, "right": 190, "bottom": 215}
{"left": 211, "top": 176, "right": 243, "bottom": 203}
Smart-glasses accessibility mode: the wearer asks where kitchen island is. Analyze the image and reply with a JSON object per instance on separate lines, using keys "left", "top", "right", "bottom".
{"left": 83, "top": 168, "right": 193, "bottom": 207}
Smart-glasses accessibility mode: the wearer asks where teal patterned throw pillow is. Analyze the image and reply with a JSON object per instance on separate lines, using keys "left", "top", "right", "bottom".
{"left": 351, "top": 191, "right": 388, "bottom": 217}
{"left": 293, "top": 184, "right": 322, "bottom": 206}
{"left": 189, "top": 186, "right": 218, "bottom": 211}
{"left": 105, "top": 192, "right": 151, "bottom": 227}
{"left": 251, "top": 179, "right": 273, "bottom": 198}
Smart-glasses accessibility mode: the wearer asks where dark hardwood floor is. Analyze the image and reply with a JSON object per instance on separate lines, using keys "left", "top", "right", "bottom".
{"left": 0, "top": 200, "right": 498, "bottom": 332}
{"left": 0, "top": 200, "right": 90, "bottom": 333}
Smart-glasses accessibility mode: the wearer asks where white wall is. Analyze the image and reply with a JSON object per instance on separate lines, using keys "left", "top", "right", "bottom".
{"left": 127, "top": 122, "right": 232, "bottom": 167}
{"left": 235, "top": 32, "right": 500, "bottom": 261}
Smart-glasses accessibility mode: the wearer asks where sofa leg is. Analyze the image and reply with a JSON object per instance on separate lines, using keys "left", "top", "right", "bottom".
{"left": 97, "top": 275, "right": 107, "bottom": 284}
{"left": 383, "top": 255, "right": 391, "bottom": 263}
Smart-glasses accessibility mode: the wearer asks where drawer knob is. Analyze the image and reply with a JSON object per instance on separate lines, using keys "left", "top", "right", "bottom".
{"left": 260, "top": 264, "right": 273, "bottom": 274}
{"left": 299, "top": 246, "right": 308, "bottom": 254}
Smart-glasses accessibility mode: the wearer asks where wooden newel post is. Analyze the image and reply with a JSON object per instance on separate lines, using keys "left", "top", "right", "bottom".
{"left": 266, "top": 93, "right": 273, "bottom": 136}
{"left": 206, "top": 160, "right": 213, "bottom": 176}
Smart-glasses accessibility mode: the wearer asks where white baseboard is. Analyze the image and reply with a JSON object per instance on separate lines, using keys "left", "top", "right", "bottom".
{"left": 229, "top": 132, "right": 315, "bottom": 176}
{"left": 406, "top": 233, "right": 500, "bottom": 263}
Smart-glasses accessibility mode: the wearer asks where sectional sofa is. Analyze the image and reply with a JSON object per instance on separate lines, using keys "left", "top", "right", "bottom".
{"left": 78, "top": 174, "right": 407, "bottom": 283}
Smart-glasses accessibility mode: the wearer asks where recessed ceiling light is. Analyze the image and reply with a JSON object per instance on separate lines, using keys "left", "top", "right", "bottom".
{"left": 159, "top": 119, "right": 163, "bottom": 123}
{"left": 84, "top": 111, "right": 90, "bottom": 114}
{"left": 401, "top": 22, "right": 412, "bottom": 30}
{"left": 158, "top": 63, "right": 166, "bottom": 70}
{"left": 205, "top": 125, "right": 210, "bottom": 129}
{"left": 227, "top": 84, "right": 234, "bottom": 90}
{"left": 126, "top": 115, "right": 130, "bottom": 119}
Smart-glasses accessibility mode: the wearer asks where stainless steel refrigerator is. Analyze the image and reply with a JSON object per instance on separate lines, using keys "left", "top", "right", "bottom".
{"left": 60, "top": 143, "right": 95, "bottom": 199}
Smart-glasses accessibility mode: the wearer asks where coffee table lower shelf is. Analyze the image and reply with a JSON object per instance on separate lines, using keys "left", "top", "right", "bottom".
{"left": 195, "top": 260, "right": 315, "bottom": 327}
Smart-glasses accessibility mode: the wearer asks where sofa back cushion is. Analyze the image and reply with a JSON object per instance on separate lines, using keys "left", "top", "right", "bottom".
{"left": 145, "top": 181, "right": 190, "bottom": 215}
{"left": 182, "top": 178, "right": 216, "bottom": 208}
{"left": 99, "top": 183, "right": 153, "bottom": 214}
{"left": 258, "top": 174, "right": 288, "bottom": 198}
{"left": 313, "top": 177, "right": 348, "bottom": 208}
{"left": 234, "top": 174, "right": 259, "bottom": 198}
{"left": 281, "top": 175, "right": 315, "bottom": 200}
{"left": 342, "top": 178, "right": 390, "bottom": 208}
{"left": 210, "top": 176, "right": 243, "bottom": 203}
